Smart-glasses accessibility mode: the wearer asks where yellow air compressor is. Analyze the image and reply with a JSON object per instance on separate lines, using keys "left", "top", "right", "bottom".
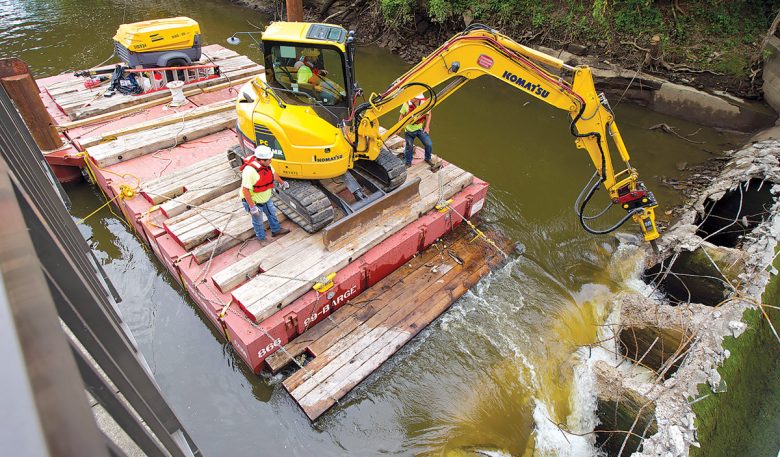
{"left": 113, "top": 17, "right": 202, "bottom": 68}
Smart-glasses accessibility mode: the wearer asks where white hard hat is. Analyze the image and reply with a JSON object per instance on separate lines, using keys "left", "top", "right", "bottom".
{"left": 414, "top": 94, "right": 426, "bottom": 100}
{"left": 254, "top": 145, "right": 273, "bottom": 160}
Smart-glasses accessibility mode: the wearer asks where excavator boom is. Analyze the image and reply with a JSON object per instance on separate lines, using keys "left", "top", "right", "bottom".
{"left": 352, "top": 24, "right": 659, "bottom": 241}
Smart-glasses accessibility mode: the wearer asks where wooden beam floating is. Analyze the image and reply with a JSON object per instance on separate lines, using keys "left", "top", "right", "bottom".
{"left": 274, "top": 225, "right": 509, "bottom": 420}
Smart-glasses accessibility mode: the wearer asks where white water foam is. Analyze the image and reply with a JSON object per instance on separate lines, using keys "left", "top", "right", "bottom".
{"left": 532, "top": 400, "right": 597, "bottom": 456}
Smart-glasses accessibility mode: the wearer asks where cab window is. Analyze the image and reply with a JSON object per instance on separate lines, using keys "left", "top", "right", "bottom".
{"left": 267, "top": 44, "right": 347, "bottom": 107}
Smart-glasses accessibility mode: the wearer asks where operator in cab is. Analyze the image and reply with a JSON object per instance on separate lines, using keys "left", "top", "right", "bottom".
{"left": 295, "top": 48, "right": 328, "bottom": 101}
{"left": 239, "top": 145, "right": 291, "bottom": 242}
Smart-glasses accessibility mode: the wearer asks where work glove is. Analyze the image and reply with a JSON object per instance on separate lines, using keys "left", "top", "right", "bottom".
{"left": 282, "top": 181, "right": 290, "bottom": 190}
{"left": 249, "top": 205, "right": 260, "bottom": 216}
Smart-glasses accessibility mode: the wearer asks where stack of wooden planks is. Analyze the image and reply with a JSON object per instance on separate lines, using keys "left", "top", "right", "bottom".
{"left": 45, "top": 45, "right": 261, "bottom": 120}
{"left": 266, "top": 225, "right": 509, "bottom": 420}
{"left": 87, "top": 107, "right": 236, "bottom": 167}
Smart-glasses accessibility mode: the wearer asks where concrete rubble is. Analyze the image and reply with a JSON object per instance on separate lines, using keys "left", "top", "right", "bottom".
{"left": 591, "top": 140, "right": 780, "bottom": 456}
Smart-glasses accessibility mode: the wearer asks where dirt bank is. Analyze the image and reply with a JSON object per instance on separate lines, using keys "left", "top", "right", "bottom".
{"left": 235, "top": 0, "right": 780, "bottom": 100}
{"left": 234, "top": 0, "right": 778, "bottom": 135}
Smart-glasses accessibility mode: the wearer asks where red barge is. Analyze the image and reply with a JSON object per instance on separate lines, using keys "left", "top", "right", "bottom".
{"left": 20, "top": 45, "right": 505, "bottom": 419}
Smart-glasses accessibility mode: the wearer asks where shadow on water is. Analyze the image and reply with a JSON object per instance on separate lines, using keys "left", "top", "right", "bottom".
{"left": 7, "top": 0, "right": 752, "bottom": 454}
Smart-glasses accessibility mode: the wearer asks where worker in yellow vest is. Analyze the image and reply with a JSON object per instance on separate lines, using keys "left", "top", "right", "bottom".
{"left": 399, "top": 94, "right": 433, "bottom": 167}
{"left": 239, "top": 145, "right": 291, "bottom": 242}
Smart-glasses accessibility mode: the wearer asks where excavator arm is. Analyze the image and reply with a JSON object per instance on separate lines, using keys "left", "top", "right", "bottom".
{"left": 351, "top": 24, "right": 660, "bottom": 242}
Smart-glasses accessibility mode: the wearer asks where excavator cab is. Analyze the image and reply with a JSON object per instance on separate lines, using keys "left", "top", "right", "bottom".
{"left": 228, "top": 22, "right": 410, "bottom": 236}
{"left": 262, "top": 23, "right": 356, "bottom": 125}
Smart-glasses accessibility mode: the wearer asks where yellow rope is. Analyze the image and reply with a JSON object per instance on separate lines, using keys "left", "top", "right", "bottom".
{"left": 438, "top": 199, "right": 508, "bottom": 258}
{"left": 77, "top": 152, "right": 147, "bottom": 249}
{"left": 77, "top": 192, "right": 123, "bottom": 225}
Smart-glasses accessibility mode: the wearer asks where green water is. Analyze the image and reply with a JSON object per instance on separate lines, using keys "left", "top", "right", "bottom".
{"left": 2, "top": 1, "right": 751, "bottom": 455}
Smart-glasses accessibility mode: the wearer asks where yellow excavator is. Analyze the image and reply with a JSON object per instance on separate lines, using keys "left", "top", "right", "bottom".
{"left": 227, "top": 22, "right": 660, "bottom": 242}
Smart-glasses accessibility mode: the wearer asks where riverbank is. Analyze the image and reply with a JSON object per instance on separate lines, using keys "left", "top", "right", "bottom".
{"left": 236, "top": 0, "right": 780, "bottom": 100}
{"left": 235, "top": 0, "right": 779, "bottom": 136}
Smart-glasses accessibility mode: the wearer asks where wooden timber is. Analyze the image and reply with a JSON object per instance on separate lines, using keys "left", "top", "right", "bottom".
{"left": 56, "top": 74, "right": 255, "bottom": 132}
{"left": 79, "top": 99, "right": 234, "bottom": 149}
{"left": 45, "top": 45, "right": 261, "bottom": 120}
{"left": 141, "top": 154, "right": 229, "bottom": 205}
{"left": 270, "top": 225, "right": 508, "bottom": 420}
{"left": 86, "top": 109, "right": 236, "bottom": 167}
{"left": 0, "top": 65, "right": 63, "bottom": 150}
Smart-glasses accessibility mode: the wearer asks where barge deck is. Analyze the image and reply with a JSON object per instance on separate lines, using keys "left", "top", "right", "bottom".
{"left": 31, "top": 46, "right": 506, "bottom": 418}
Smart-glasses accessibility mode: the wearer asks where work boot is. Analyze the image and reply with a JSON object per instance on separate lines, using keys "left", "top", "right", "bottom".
{"left": 271, "top": 227, "right": 291, "bottom": 237}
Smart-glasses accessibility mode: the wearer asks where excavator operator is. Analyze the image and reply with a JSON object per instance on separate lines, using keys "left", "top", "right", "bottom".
{"left": 295, "top": 48, "right": 328, "bottom": 99}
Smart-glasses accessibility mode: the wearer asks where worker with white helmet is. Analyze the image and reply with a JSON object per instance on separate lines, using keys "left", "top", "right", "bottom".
{"left": 238, "top": 145, "right": 291, "bottom": 242}
{"left": 399, "top": 93, "right": 434, "bottom": 168}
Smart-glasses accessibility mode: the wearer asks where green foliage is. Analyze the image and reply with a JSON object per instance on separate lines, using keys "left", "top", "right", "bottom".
{"left": 380, "top": 0, "right": 415, "bottom": 26}
{"left": 592, "top": 0, "right": 608, "bottom": 26}
{"left": 427, "top": 0, "right": 454, "bottom": 23}
{"left": 612, "top": 0, "right": 663, "bottom": 35}
{"left": 714, "top": 52, "right": 749, "bottom": 78}
{"left": 378, "top": 0, "right": 780, "bottom": 81}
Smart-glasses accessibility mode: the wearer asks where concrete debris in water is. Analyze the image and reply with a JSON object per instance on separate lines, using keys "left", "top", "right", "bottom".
{"left": 590, "top": 140, "right": 780, "bottom": 456}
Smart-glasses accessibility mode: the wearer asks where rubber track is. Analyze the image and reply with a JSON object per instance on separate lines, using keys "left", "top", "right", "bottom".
{"left": 355, "top": 148, "right": 407, "bottom": 191}
{"left": 274, "top": 180, "right": 334, "bottom": 233}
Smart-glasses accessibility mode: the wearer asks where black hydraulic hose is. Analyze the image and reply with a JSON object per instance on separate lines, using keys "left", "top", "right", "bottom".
{"left": 577, "top": 175, "right": 642, "bottom": 234}
{"left": 569, "top": 101, "right": 635, "bottom": 234}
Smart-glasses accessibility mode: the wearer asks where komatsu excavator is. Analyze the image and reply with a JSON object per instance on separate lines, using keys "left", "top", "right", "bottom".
{"left": 227, "top": 22, "right": 660, "bottom": 242}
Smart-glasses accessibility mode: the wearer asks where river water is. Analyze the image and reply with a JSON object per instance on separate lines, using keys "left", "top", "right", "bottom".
{"left": 1, "top": 0, "right": 748, "bottom": 455}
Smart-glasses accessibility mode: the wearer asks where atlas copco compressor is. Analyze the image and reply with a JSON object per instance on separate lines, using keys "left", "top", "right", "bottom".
{"left": 112, "top": 17, "right": 202, "bottom": 68}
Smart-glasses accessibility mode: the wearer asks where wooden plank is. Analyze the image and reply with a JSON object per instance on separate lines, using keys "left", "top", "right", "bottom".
{"left": 286, "top": 248, "right": 493, "bottom": 418}
{"left": 214, "top": 229, "right": 324, "bottom": 293}
{"left": 45, "top": 44, "right": 249, "bottom": 121}
{"left": 166, "top": 197, "right": 241, "bottom": 250}
{"left": 211, "top": 228, "right": 310, "bottom": 292}
{"left": 158, "top": 171, "right": 240, "bottom": 218}
{"left": 173, "top": 201, "right": 291, "bottom": 252}
{"left": 165, "top": 191, "right": 237, "bottom": 231}
{"left": 87, "top": 110, "right": 236, "bottom": 167}
{"left": 283, "top": 232, "right": 482, "bottom": 393}
{"left": 141, "top": 155, "right": 228, "bottom": 204}
{"left": 56, "top": 74, "right": 256, "bottom": 131}
{"left": 284, "top": 233, "right": 500, "bottom": 419}
{"left": 79, "top": 100, "right": 235, "bottom": 148}
{"left": 67, "top": 57, "right": 260, "bottom": 120}
{"left": 191, "top": 218, "right": 254, "bottom": 263}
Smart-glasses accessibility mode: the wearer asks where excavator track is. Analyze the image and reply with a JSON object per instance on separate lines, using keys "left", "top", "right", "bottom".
{"left": 273, "top": 179, "right": 334, "bottom": 233}
{"left": 354, "top": 148, "right": 407, "bottom": 191}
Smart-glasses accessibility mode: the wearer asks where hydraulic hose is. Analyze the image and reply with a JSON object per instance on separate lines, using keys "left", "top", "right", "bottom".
{"left": 576, "top": 174, "right": 642, "bottom": 235}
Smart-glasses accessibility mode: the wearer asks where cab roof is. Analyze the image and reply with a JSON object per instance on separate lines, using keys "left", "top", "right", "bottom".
{"left": 262, "top": 22, "right": 347, "bottom": 51}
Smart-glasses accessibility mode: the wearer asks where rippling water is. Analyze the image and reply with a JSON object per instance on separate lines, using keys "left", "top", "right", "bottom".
{"left": 5, "top": 1, "right": 749, "bottom": 455}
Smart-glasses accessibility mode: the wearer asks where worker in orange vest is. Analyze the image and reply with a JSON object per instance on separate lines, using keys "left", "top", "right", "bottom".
{"left": 399, "top": 94, "right": 433, "bottom": 167}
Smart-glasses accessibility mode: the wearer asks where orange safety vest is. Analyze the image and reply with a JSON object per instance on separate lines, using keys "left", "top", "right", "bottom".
{"left": 407, "top": 100, "right": 428, "bottom": 128}
{"left": 240, "top": 156, "right": 275, "bottom": 193}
